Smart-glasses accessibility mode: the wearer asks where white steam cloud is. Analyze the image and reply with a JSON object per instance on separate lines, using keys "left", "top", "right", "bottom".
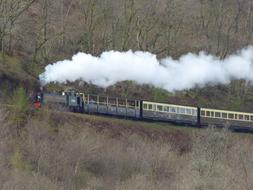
{"left": 39, "top": 46, "right": 253, "bottom": 91}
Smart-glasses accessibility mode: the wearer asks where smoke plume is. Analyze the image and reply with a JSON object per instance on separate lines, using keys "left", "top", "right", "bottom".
{"left": 39, "top": 46, "right": 253, "bottom": 91}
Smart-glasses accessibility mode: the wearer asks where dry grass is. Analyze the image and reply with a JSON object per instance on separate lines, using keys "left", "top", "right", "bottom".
{"left": 0, "top": 108, "right": 253, "bottom": 190}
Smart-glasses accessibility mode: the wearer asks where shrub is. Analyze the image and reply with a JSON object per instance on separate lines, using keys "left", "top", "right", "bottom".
{"left": 12, "top": 86, "right": 29, "bottom": 129}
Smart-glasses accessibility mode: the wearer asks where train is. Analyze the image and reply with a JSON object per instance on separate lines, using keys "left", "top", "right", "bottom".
{"left": 34, "top": 90, "right": 253, "bottom": 132}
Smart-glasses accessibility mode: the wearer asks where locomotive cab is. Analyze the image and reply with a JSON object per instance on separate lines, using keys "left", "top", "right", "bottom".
{"left": 65, "top": 90, "right": 84, "bottom": 112}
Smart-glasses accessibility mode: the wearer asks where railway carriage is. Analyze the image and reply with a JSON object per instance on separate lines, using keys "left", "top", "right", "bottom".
{"left": 34, "top": 90, "right": 253, "bottom": 132}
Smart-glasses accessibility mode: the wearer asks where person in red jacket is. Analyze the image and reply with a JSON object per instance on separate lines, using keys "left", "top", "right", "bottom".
{"left": 33, "top": 93, "right": 42, "bottom": 109}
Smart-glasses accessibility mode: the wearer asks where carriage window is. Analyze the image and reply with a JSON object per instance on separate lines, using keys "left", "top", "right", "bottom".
{"left": 234, "top": 114, "right": 238, "bottom": 120}
{"left": 148, "top": 104, "right": 153, "bottom": 110}
{"left": 228, "top": 114, "right": 234, "bottom": 119}
{"left": 157, "top": 105, "right": 163, "bottom": 111}
{"left": 164, "top": 106, "right": 170, "bottom": 112}
{"left": 192, "top": 109, "right": 197, "bottom": 116}
{"left": 128, "top": 100, "right": 136, "bottom": 107}
{"left": 118, "top": 99, "right": 125, "bottom": 106}
{"left": 210, "top": 112, "right": 214, "bottom": 117}
{"left": 222, "top": 113, "right": 227, "bottom": 118}
{"left": 239, "top": 114, "right": 244, "bottom": 120}
{"left": 250, "top": 116, "right": 253, "bottom": 121}
{"left": 245, "top": 115, "right": 249, "bottom": 121}
{"left": 143, "top": 104, "right": 147, "bottom": 110}
{"left": 215, "top": 112, "right": 221, "bottom": 118}
{"left": 170, "top": 107, "right": 176, "bottom": 113}
{"left": 206, "top": 111, "right": 210, "bottom": 117}
{"left": 108, "top": 98, "right": 116, "bottom": 105}
{"left": 186, "top": 109, "right": 192, "bottom": 115}
{"left": 180, "top": 108, "right": 186, "bottom": 114}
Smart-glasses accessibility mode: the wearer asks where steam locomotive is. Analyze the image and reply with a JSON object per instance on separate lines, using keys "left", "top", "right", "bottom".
{"left": 34, "top": 90, "right": 253, "bottom": 132}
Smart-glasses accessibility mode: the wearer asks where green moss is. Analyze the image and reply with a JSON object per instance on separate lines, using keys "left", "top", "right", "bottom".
{"left": 10, "top": 87, "right": 30, "bottom": 127}
{"left": 0, "top": 53, "right": 38, "bottom": 103}
{"left": 227, "top": 96, "right": 245, "bottom": 111}
{"left": 0, "top": 53, "right": 37, "bottom": 85}
{"left": 11, "top": 147, "right": 32, "bottom": 171}
{"left": 151, "top": 87, "right": 170, "bottom": 102}
{"left": 74, "top": 170, "right": 95, "bottom": 186}
{"left": 44, "top": 83, "right": 65, "bottom": 93}
{"left": 0, "top": 53, "right": 23, "bottom": 77}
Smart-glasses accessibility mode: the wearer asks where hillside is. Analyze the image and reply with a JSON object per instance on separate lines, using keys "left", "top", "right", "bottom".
{"left": 0, "top": 106, "right": 253, "bottom": 189}
{"left": 0, "top": 1, "right": 253, "bottom": 189}
{"left": 0, "top": 0, "right": 252, "bottom": 111}
{"left": 0, "top": 54, "right": 38, "bottom": 101}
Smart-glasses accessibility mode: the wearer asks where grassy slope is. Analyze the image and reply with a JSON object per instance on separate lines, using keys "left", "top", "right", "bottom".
{"left": 1, "top": 104, "right": 253, "bottom": 189}
{"left": 38, "top": 108, "right": 195, "bottom": 143}
{"left": 0, "top": 53, "right": 38, "bottom": 101}
{"left": 35, "top": 107, "right": 253, "bottom": 142}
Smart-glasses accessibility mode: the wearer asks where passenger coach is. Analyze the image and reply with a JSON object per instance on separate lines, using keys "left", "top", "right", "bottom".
{"left": 34, "top": 90, "right": 253, "bottom": 132}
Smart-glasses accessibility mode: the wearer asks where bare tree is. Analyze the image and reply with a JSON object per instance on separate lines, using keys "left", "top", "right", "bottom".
{"left": 0, "top": 0, "right": 37, "bottom": 54}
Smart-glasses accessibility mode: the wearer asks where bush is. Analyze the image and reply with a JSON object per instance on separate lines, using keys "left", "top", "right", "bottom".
{"left": 12, "top": 86, "right": 29, "bottom": 128}
{"left": 1, "top": 108, "right": 253, "bottom": 190}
